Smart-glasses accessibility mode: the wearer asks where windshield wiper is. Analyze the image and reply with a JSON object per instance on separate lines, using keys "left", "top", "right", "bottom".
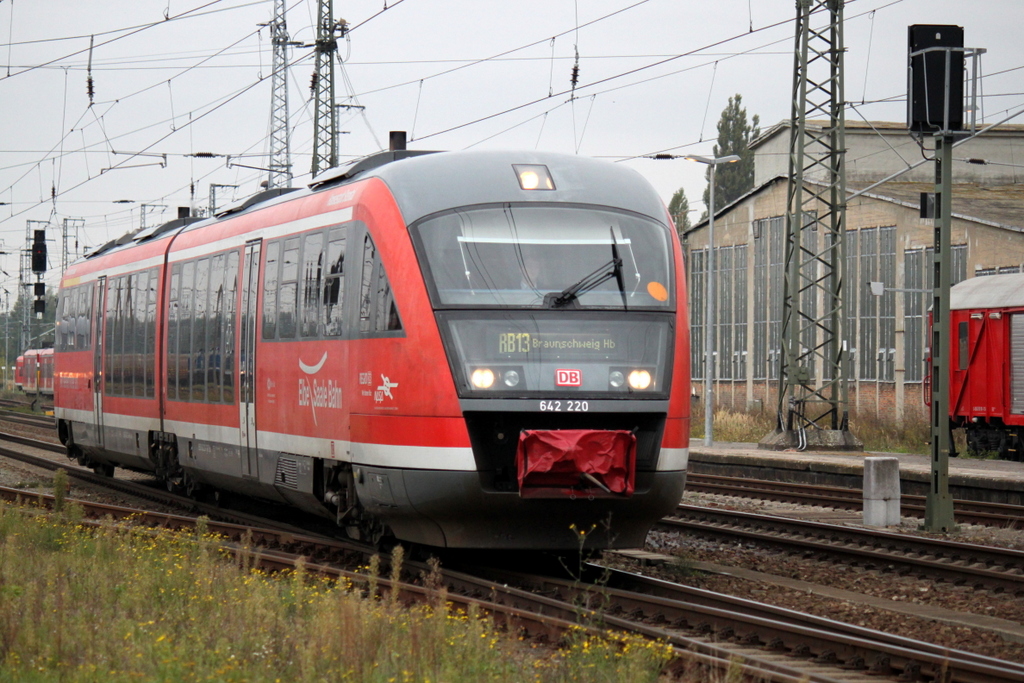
{"left": 546, "top": 228, "right": 628, "bottom": 309}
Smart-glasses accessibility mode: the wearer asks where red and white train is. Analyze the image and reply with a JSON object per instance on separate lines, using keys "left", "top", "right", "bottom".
{"left": 943, "top": 273, "right": 1024, "bottom": 460}
{"left": 15, "top": 348, "right": 54, "bottom": 396}
{"left": 55, "top": 147, "right": 690, "bottom": 549}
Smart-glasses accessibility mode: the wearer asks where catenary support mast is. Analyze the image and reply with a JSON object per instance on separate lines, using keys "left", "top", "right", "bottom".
{"left": 311, "top": 0, "right": 345, "bottom": 177}
{"left": 761, "top": 0, "right": 861, "bottom": 451}
{"left": 266, "top": 0, "right": 293, "bottom": 189}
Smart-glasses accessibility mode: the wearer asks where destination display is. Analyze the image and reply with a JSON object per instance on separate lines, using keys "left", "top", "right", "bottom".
{"left": 495, "top": 331, "right": 619, "bottom": 356}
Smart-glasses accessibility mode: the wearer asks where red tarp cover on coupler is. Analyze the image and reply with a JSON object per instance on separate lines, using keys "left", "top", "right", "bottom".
{"left": 515, "top": 429, "right": 636, "bottom": 499}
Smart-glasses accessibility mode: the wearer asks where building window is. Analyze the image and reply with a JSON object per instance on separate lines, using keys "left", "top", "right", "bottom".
{"left": 752, "top": 219, "right": 768, "bottom": 380}
{"left": 717, "top": 246, "right": 733, "bottom": 380}
{"left": 767, "top": 216, "right": 784, "bottom": 380}
{"left": 733, "top": 244, "right": 748, "bottom": 380}
{"left": 689, "top": 248, "right": 705, "bottom": 380}
{"left": 903, "top": 244, "right": 966, "bottom": 382}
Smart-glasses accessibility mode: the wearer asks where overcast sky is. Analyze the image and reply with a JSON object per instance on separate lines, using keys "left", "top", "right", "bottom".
{"left": 1, "top": 0, "right": 1021, "bottom": 289}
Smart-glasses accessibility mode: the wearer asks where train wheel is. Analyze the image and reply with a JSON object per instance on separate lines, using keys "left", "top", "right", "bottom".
{"left": 184, "top": 473, "right": 202, "bottom": 499}
{"left": 92, "top": 463, "right": 114, "bottom": 477}
{"left": 165, "top": 474, "right": 185, "bottom": 494}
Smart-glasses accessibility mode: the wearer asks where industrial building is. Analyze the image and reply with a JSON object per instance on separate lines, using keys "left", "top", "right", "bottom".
{"left": 684, "top": 120, "right": 1024, "bottom": 420}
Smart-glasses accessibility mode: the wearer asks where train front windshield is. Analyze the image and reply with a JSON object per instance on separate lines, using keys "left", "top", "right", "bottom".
{"left": 414, "top": 205, "right": 673, "bottom": 310}
{"left": 413, "top": 204, "right": 677, "bottom": 398}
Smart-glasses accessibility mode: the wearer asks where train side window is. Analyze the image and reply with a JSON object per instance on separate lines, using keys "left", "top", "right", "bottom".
{"left": 168, "top": 264, "right": 181, "bottom": 401}
{"left": 145, "top": 270, "right": 157, "bottom": 398}
{"left": 223, "top": 250, "right": 239, "bottom": 403}
{"left": 323, "top": 228, "right": 346, "bottom": 336}
{"left": 279, "top": 238, "right": 300, "bottom": 339}
{"left": 179, "top": 261, "right": 196, "bottom": 401}
{"left": 301, "top": 231, "right": 324, "bottom": 337}
{"left": 104, "top": 277, "right": 120, "bottom": 396}
{"left": 262, "top": 241, "right": 280, "bottom": 339}
{"left": 358, "top": 234, "right": 376, "bottom": 333}
{"left": 125, "top": 274, "right": 138, "bottom": 396}
{"left": 193, "top": 258, "right": 210, "bottom": 402}
{"left": 77, "top": 285, "right": 91, "bottom": 350}
{"left": 959, "top": 321, "right": 969, "bottom": 371}
{"left": 374, "top": 256, "right": 402, "bottom": 332}
{"left": 57, "top": 290, "right": 72, "bottom": 351}
{"left": 207, "top": 254, "right": 225, "bottom": 402}
{"left": 133, "top": 272, "right": 147, "bottom": 397}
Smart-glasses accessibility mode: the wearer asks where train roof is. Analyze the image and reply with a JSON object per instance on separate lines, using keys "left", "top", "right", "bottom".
{"left": 75, "top": 149, "right": 667, "bottom": 265}
{"left": 361, "top": 149, "right": 668, "bottom": 226}
{"left": 951, "top": 272, "right": 1024, "bottom": 310}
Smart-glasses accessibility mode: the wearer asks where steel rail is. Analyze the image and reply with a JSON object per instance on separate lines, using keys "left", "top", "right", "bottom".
{"left": 456, "top": 562, "right": 1024, "bottom": 683}
{"left": 687, "top": 472, "right": 1024, "bottom": 527}
{"left": 665, "top": 504, "right": 1024, "bottom": 595}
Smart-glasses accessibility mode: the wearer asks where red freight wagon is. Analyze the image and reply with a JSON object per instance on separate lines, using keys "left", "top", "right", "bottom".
{"left": 947, "top": 273, "right": 1024, "bottom": 460}
{"left": 54, "top": 148, "right": 691, "bottom": 550}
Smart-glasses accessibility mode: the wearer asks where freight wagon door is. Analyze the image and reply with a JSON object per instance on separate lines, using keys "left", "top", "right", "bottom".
{"left": 239, "top": 240, "right": 261, "bottom": 478}
{"left": 1011, "top": 314, "right": 1024, "bottom": 414}
{"left": 92, "top": 277, "right": 106, "bottom": 447}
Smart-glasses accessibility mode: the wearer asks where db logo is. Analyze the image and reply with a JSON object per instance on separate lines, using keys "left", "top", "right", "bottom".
{"left": 555, "top": 369, "right": 582, "bottom": 387}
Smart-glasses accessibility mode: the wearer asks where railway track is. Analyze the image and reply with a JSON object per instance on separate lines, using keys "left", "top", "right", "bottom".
{"left": 5, "top": 431, "right": 1024, "bottom": 679}
{"left": 0, "top": 430, "right": 318, "bottom": 532}
{"left": 0, "top": 407, "right": 56, "bottom": 429}
{"left": 8, "top": 486, "right": 1023, "bottom": 683}
{"left": 664, "top": 504, "right": 1024, "bottom": 595}
{"left": 5, "top": 428, "right": 1024, "bottom": 596}
{"left": 464, "top": 561, "right": 1024, "bottom": 683}
{"left": 688, "top": 472, "right": 1024, "bottom": 527}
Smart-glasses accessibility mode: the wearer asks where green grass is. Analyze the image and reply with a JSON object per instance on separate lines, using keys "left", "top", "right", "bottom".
{"left": 0, "top": 498, "right": 673, "bottom": 682}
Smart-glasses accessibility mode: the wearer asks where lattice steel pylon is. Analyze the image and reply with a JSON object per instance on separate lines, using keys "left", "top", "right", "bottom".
{"left": 760, "top": 0, "right": 862, "bottom": 451}
{"left": 266, "top": 0, "right": 293, "bottom": 189}
{"left": 310, "top": 0, "right": 346, "bottom": 177}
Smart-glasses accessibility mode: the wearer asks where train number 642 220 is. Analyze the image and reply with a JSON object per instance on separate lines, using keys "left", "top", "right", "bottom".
{"left": 539, "top": 400, "right": 589, "bottom": 412}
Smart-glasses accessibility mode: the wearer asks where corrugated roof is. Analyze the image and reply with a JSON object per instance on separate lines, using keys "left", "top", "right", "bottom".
{"left": 749, "top": 119, "right": 1024, "bottom": 150}
{"left": 687, "top": 176, "right": 1024, "bottom": 237}
{"left": 951, "top": 272, "right": 1024, "bottom": 310}
{"left": 846, "top": 180, "right": 1024, "bottom": 234}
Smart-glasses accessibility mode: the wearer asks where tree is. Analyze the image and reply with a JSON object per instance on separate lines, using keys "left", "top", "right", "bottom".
{"left": 667, "top": 187, "right": 692, "bottom": 240}
{"left": 701, "top": 94, "right": 761, "bottom": 219}
{"left": 4, "top": 290, "right": 57, "bottom": 363}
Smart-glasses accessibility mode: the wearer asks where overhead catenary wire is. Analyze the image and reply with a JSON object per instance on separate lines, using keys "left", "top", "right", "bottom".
{"left": 414, "top": 0, "right": 906, "bottom": 144}
{"left": 0, "top": 2, "right": 311, "bottom": 226}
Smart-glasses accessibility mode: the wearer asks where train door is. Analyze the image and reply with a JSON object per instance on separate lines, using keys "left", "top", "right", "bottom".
{"left": 92, "top": 277, "right": 106, "bottom": 447}
{"left": 239, "top": 240, "right": 261, "bottom": 478}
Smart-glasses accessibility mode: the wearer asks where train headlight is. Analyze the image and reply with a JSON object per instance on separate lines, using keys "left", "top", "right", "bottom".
{"left": 503, "top": 370, "right": 520, "bottom": 387}
{"left": 627, "top": 369, "right": 652, "bottom": 390}
{"left": 609, "top": 371, "right": 625, "bottom": 388}
{"left": 513, "top": 164, "right": 555, "bottom": 190}
{"left": 471, "top": 368, "right": 496, "bottom": 389}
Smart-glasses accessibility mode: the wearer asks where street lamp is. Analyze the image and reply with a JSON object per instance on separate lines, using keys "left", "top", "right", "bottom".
{"left": 686, "top": 154, "right": 740, "bottom": 447}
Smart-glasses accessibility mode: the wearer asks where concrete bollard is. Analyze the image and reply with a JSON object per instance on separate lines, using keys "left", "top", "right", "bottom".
{"left": 863, "top": 456, "right": 901, "bottom": 527}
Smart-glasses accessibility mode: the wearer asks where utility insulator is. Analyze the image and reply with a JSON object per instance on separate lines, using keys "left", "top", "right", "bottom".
{"left": 31, "top": 229, "right": 47, "bottom": 273}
